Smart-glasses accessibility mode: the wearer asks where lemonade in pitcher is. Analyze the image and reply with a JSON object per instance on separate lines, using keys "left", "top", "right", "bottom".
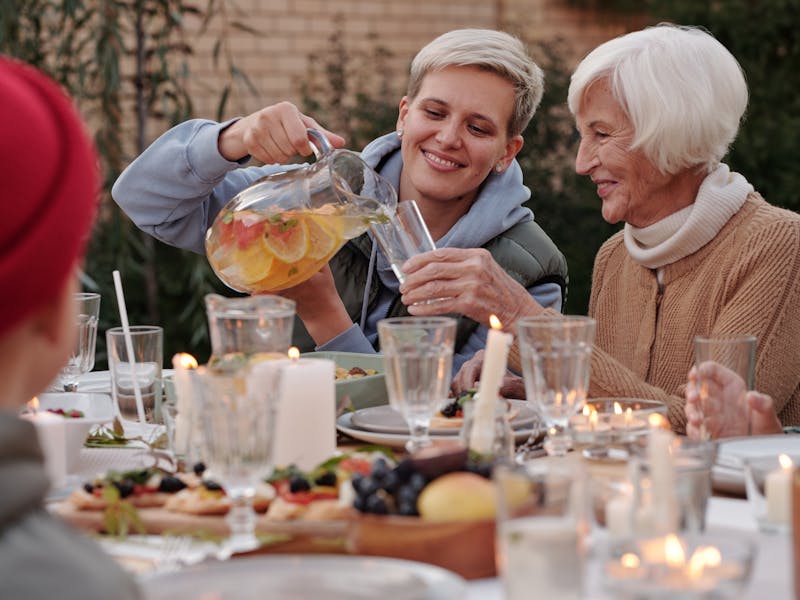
{"left": 205, "top": 129, "right": 396, "bottom": 294}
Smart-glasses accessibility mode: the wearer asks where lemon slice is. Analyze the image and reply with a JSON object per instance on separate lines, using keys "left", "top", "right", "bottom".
{"left": 233, "top": 237, "right": 274, "bottom": 284}
{"left": 264, "top": 216, "right": 309, "bottom": 263}
{"left": 306, "top": 214, "right": 341, "bottom": 260}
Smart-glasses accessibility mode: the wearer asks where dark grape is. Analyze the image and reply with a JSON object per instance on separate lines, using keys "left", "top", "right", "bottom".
{"left": 353, "top": 494, "right": 367, "bottom": 512}
{"left": 83, "top": 483, "right": 94, "bottom": 494}
{"left": 113, "top": 479, "right": 134, "bottom": 498}
{"left": 371, "top": 457, "right": 390, "bottom": 481}
{"left": 381, "top": 471, "right": 401, "bottom": 494}
{"left": 158, "top": 476, "right": 187, "bottom": 493}
{"left": 395, "top": 485, "right": 418, "bottom": 507}
{"left": 364, "top": 493, "right": 389, "bottom": 515}
{"left": 397, "top": 499, "right": 419, "bottom": 516}
{"left": 192, "top": 462, "right": 206, "bottom": 476}
{"left": 353, "top": 475, "right": 379, "bottom": 498}
{"left": 393, "top": 459, "right": 415, "bottom": 482}
{"left": 408, "top": 472, "right": 428, "bottom": 493}
{"left": 314, "top": 471, "right": 337, "bottom": 487}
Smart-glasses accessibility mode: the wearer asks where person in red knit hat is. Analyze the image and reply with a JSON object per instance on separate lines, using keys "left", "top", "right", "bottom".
{"left": 0, "top": 56, "right": 140, "bottom": 599}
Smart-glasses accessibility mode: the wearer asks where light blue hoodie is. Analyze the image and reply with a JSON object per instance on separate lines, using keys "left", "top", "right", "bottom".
{"left": 113, "top": 121, "right": 563, "bottom": 373}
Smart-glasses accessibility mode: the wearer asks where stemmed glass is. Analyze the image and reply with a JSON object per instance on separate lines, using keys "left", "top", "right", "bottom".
{"left": 517, "top": 316, "right": 596, "bottom": 457}
{"left": 378, "top": 316, "right": 456, "bottom": 453}
{"left": 194, "top": 359, "right": 281, "bottom": 554}
{"left": 58, "top": 292, "right": 101, "bottom": 392}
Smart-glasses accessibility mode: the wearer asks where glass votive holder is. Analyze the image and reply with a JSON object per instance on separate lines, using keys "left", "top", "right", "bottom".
{"left": 459, "top": 400, "right": 515, "bottom": 465}
{"left": 744, "top": 453, "right": 798, "bottom": 534}
{"left": 570, "top": 398, "right": 667, "bottom": 461}
{"left": 602, "top": 531, "right": 756, "bottom": 599}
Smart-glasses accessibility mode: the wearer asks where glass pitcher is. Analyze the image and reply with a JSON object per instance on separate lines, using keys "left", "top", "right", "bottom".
{"left": 205, "top": 293, "right": 296, "bottom": 370}
{"left": 205, "top": 129, "right": 397, "bottom": 293}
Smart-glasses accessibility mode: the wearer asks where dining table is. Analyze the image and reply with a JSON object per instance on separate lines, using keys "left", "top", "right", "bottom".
{"left": 49, "top": 370, "right": 797, "bottom": 599}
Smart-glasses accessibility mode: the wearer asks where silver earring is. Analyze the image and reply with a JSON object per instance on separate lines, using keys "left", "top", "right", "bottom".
{"left": 495, "top": 164, "right": 504, "bottom": 173}
{"left": 396, "top": 129, "right": 404, "bottom": 139}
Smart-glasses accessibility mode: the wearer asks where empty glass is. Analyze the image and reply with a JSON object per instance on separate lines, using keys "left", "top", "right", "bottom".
{"left": 378, "top": 316, "right": 456, "bottom": 453}
{"left": 371, "top": 199, "right": 436, "bottom": 284}
{"left": 58, "top": 292, "right": 101, "bottom": 392}
{"left": 195, "top": 360, "right": 281, "bottom": 553}
{"left": 106, "top": 325, "right": 163, "bottom": 423}
{"left": 517, "top": 316, "right": 596, "bottom": 457}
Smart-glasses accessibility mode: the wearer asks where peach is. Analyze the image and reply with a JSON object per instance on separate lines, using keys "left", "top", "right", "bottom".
{"left": 417, "top": 471, "right": 496, "bottom": 522}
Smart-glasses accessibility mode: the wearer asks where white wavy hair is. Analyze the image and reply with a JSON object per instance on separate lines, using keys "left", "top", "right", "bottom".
{"left": 568, "top": 23, "right": 748, "bottom": 174}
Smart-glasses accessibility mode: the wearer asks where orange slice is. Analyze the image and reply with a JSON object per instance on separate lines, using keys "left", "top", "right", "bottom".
{"left": 306, "top": 214, "right": 341, "bottom": 260}
{"left": 264, "top": 216, "right": 309, "bottom": 263}
{"left": 232, "top": 236, "right": 274, "bottom": 284}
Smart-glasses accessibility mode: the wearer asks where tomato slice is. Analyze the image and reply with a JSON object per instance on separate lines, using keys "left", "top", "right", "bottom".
{"left": 274, "top": 479, "right": 338, "bottom": 505}
{"left": 337, "top": 457, "right": 372, "bottom": 476}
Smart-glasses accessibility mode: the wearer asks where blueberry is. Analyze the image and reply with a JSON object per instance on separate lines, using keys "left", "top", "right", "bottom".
{"left": 289, "top": 475, "right": 311, "bottom": 493}
{"left": 364, "top": 494, "right": 389, "bottom": 515}
{"left": 314, "top": 471, "right": 337, "bottom": 487}
{"left": 158, "top": 476, "right": 187, "bottom": 493}
{"left": 193, "top": 462, "right": 206, "bottom": 476}
{"left": 204, "top": 480, "right": 223, "bottom": 492}
{"left": 113, "top": 479, "right": 134, "bottom": 498}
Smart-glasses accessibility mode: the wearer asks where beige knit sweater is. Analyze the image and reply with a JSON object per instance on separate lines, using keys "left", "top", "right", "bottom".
{"left": 509, "top": 194, "right": 800, "bottom": 433}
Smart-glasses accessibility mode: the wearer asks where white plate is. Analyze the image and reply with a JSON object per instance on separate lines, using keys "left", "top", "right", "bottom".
{"left": 338, "top": 411, "right": 538, "bottom": 449}
{"left": 37, "top": 392, "right": 115, "bottom": 424}
{"left": 139, "top": 554, "right": 466, "bottom": 599}
{"left": 77, "top": 369, "right": 175, "bottom": 393}
{"left": 350, "top": 400, "right": 539, "bottom": 434}
{"left": 713, "top": 434, "right": 800, "bottom": 496}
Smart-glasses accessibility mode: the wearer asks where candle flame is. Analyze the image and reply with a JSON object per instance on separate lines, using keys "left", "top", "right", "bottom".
{"left": 687, "top": 545, "right": 722, "bottom": 579}
{"left": 664, "top": 534, "right": 686, "bottom": 567}
{"left": 624, "top": 407, "right": 633, "bottom": 424}
{"left": 178, "top": 353, "right": 198, "bottom": 369}
{"left": 620, "top": 553, "right": 640, "bottom": 569}
{"left": 288, "top": 347, "right": 300, "bottom": 360}
{"left": 582, "top": 404, "right": 592, "bottom": 416}
{"left": 28, "top": 397, "right": 39, "bottom": 414}
{"left": 779, "top": 453, "right": 793, "bottom": 470}
{"left": 589, "top": 410, "right": 599, "bottom": 427}
{"left": 648, "top": 413, "right": 668, "bottom": 430}
{"left": 489, "top": 314, "right": 502, "bottom": 330}
{"left": 613, "top": 402, "right": 623, "bottom": 415}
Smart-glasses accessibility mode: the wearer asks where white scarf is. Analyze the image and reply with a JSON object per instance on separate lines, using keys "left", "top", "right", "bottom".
{"left": 624, "top": 163, "right": 753, "bottom": 269}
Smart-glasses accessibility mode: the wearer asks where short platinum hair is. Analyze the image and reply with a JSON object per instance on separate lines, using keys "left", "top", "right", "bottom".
{"left": 568, "top": 23, "right": 748, "bottom": 174}
{"left": 407, "top": 29, "right": 544, "bottom": 138}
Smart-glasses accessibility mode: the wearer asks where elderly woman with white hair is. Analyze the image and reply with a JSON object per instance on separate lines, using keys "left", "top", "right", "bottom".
{"left": 408, "top": 23, "right": 800, "bottom": 432}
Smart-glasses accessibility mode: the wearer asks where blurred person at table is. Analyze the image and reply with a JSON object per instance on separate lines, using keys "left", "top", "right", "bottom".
{"left": 420, "top": 24, "right": 800, "bottom": 432}
{"left": 111, "top": 29, "right": 567, "bottom": 374}
{"left": 684, "top": 363, "right": 783, "bottom": 439}
{"left": 0, "top": 57, "right": 140, "bottom": 599}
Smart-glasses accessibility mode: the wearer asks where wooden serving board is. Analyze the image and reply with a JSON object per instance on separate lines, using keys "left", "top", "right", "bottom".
{"left": 53, "top": 502, "right": 496, "bottom": 580}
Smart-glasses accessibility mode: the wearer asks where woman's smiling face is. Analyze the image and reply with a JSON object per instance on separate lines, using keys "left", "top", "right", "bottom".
{"left": 396, "top": 65, "right": 523, "bottom": 211}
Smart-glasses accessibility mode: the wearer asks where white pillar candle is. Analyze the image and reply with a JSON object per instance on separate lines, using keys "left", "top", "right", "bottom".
{"left": 765, "top": 454, "right": 793, "bottom": 525}
{"left": 605, "top": 492, "right": 634, "bottom": 537}
{"left": 272, "top": 354, "right": 336, "bottom": 471}
{"left": 21, "top": 410, "right": 67, "bottom": 489}
{"left": 469, "top": 316, "right": 512, "bottom": 455}
{"left": 171, "top": 353, "right": 198, "bottom": 457}
{"left": 647, "top": 414, "right": 678, "bottom": 533}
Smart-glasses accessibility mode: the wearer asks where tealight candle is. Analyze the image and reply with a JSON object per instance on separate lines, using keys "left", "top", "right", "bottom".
{"left": 469, "top": 315, "right": 512, "bottom": 455}
{"left": 765, "top": 453, "right": 793, "bottom": 525}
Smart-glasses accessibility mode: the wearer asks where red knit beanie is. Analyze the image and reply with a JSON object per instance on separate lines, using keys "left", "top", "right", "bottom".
{"left": 0, "top": 56, "right": 99, "bottom": 337}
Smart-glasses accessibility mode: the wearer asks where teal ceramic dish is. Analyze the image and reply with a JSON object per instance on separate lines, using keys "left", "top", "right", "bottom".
{"left": 302, "top": 351, "right": 387, "bottom": 410}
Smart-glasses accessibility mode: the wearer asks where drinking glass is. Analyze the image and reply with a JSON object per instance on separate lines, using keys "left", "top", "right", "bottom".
{"left": 371, "top": 200, "right": 436, "bottom": 284}
{"left": 517, "top": 316, "right": 596, "bottom": 457}
{"left": 58, "top": 292, "right": 101, "bottom": 392}
{"left": 106, "top": 325, "right": 163, "bottom": 423}
{"left": 378, "top": 316, "right": 456, "bottom": 453}
{"left": 693, "top": 334, "right": 756, "bottom": 439}
{"left": 195, "top": 360, "right": 281, "bottom": 553}
{"left": 495, "top": 462, "right": 588, "bottom": 600}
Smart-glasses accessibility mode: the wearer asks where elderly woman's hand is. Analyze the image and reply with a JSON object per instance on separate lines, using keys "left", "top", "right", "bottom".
{"left": 685, "top": 363, "right": 783, "bottom": 439}
{"left": 451, "top": 349, "right": 527, "bottom": 399}
{"left": 399, "top": 247, "right": 544, "bottom": 328}
{"left": 218, "top": 101, "right": 345, "bottom": 164}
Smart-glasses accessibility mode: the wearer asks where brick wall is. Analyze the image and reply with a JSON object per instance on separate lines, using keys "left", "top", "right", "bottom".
{"left": 130, "top": 0, "right": 644, "bottom": 151}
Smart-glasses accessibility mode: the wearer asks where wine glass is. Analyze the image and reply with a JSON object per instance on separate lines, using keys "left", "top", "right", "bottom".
{"left": 517, "top": 316, "right": 596, "bottom": 457}
{"left": 58, "top": 292, "right": 101, "bottom": 392}
{"left": 378, "top": 316, "right": 456, "bottom": 453}
{"left": 194, "top": 359, "right": 281, "bottom": 554}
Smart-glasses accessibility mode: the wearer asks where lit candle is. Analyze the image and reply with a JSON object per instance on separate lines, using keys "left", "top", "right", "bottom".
{"left": 21, "top": 397, "right": 67, "bottom": 489}
{"left": 765, "top": 453, "right": 793, "bottom": 525}
{"left": 647, "top": 414, "right": 678, "bottom": 533}
{"left": 272, "top": 347, "right": 336, "bottom": 471}
{"left": 171, "top": 352, "right": 198, "bottom": 458}
{"left": 469, "top": 315, "right": 512, "bottom": 455}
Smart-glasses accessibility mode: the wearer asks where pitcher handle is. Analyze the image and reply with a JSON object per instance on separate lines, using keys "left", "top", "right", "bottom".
{"left": 307, "top": 128, "right": 334, "bottom": 159}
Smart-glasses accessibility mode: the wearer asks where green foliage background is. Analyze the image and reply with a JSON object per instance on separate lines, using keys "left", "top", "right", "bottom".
{"left": 1, "top": 0, "right": 798, "bottom": 367}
